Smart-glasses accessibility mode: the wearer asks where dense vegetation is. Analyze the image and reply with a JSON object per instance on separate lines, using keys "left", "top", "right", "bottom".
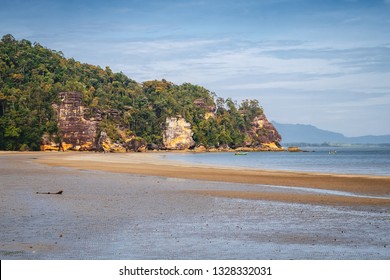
{"left": 0, "top": 34, "right": 264, "bottom": 150}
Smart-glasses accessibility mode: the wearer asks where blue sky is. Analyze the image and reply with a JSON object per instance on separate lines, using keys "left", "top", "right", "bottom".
{"left": 1, "top": 0, "right": 390, "bottom": 136}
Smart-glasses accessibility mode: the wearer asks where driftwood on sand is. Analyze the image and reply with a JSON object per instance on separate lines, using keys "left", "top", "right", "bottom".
{"left": 36, "top": 190, "right": 63, "bottom": 195}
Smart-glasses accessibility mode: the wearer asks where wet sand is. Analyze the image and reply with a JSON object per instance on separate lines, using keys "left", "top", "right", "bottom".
{"left": 1, "top": 152, "right": 389, "bottom": 259}
{"left": 36, "top": 152, "right": 390, "bottom": 207}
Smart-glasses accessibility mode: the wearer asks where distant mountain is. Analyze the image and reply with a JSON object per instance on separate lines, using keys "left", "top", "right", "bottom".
{"left": 272, "top": 122, "right": 390, "bottom": 144}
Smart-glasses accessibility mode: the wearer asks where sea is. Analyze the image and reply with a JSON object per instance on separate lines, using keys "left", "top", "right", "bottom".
{"left": 161, "top": 146, "right": 390, "bottom": 176}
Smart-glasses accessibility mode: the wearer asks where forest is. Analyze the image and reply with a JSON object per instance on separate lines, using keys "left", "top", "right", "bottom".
{"left": 0, "top": 34, "right": 271, "bottom": 151}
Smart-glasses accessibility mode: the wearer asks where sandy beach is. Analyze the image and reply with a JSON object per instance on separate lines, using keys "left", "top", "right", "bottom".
{"left": 36, "top": 152, "right": 390, "bottom": 207}
{"left": 1, "top": 151, "right": 389, "bottom": 259}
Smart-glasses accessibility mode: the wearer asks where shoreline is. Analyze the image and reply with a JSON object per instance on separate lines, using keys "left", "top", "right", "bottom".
{"left": 25, "top": 151, "right": 390, "bottom": 207}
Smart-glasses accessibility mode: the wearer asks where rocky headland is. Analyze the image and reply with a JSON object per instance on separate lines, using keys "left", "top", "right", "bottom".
{"left": 0, "top": 36, "right": 285, "bottom": 152}
{"left": 40, "top": 92, "right": 285, "bottom": 152}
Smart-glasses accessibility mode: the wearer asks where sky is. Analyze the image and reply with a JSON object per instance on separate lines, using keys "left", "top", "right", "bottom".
{"left": 1, "top": 0, "right": 390, "bottom": 136}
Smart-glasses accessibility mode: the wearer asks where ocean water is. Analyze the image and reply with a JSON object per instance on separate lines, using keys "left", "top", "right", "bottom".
{"left": 161, "top": 147, "right": 390, "bottom": 176}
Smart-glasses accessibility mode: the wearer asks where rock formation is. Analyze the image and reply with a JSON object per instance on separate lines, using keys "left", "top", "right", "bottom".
{"left": 54, "top": 92, "right": 99, "bottom": 151}
{"left": 40, "top": 133, "right": 59, "bottom": 151}
{"left": 97, "top": 130, "right": 147, "bottom": 152}
{"left": 248, "top": 113, "right": 283, "bottom": 150}
{"left": 126, "top": 137, "right": 148, "bottom": 152}
{"left": 193, "top": 98, "right": 216, "bottom": 120}
{"left": 163, "top": 116, "right": 195, "bottom": 150}
{"left": 41, "top": 92, "right": 149, "bottom": 152}
{"left": 97, "top": 130, "right": 126, "bottom": 153}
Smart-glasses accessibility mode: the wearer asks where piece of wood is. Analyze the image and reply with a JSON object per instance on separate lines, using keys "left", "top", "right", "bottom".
{"left": 36, "top": 190, "right": 63, "bottom": 195}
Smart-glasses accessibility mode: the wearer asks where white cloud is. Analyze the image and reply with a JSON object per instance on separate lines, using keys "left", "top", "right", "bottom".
{"left": 117, "top": 39, "right": 226, "bottom": 54}
{"left": 220, "top": 72, "right": 390, "bottom": 93}
{"left": 114, "top": 39, "right": 390, "bottom": 96}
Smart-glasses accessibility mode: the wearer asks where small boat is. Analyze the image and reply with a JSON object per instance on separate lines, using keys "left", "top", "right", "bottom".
{"left": 235, "top": 152, "right": 248, "bottom": 155}
{"left": 329, "top": 150, "right": 337, "bottom": 155}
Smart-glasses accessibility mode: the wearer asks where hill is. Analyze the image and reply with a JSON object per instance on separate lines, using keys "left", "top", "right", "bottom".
{"left": 272, "top": 122, "right": 390, "bottom": 145}
{"left": 0, "top": 34, "right": 281, "bottom": 151}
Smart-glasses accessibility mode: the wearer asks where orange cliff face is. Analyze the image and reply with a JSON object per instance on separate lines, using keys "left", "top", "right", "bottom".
{"left": 162, "top": 116, "right": 196, "bottom": 150}
{"left": 41, "top": 92, "right": 99, "bottom": 151}
{"left": 57, "top": 92, "right": 99, "bottom": 151}
{"left": 235, "top": 113, "right": 283, "bottom": 151}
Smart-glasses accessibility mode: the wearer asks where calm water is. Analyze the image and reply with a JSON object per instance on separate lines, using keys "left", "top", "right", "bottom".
{"left": 162, "top": 147, "right": 390, "bottom": 176}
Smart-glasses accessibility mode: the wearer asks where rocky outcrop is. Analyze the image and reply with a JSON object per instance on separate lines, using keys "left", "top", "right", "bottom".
{"left": 253, "top": 114, "right": 281, "bottom": 142}
{"left": 41, "top": 92, "right": 148, "bottom": 152}
{"left": 97, "top": 129, "right": 147, "bottom": 152}
{"left": 288, "top": 146, "right": 303, "bottom": 152}
{"left": 126, "top": 137, "right": 147, "bottom": 152}
{"left": 52, "top": 92, "right": 99, "bottom": 151}
{"left": 193, "top": 98, "right": 216, "bottom": 120}
{"left": 247, "top": 113, "right": 283, "bottom": 151}
{"left": 40, "top": 133, "right": 59, "bottom": 151}
{"left": 163, "top": 116, "right": 195, "bottom": 150}
{"left": 97, "top": 130, "right": 126, "bottom": 153}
